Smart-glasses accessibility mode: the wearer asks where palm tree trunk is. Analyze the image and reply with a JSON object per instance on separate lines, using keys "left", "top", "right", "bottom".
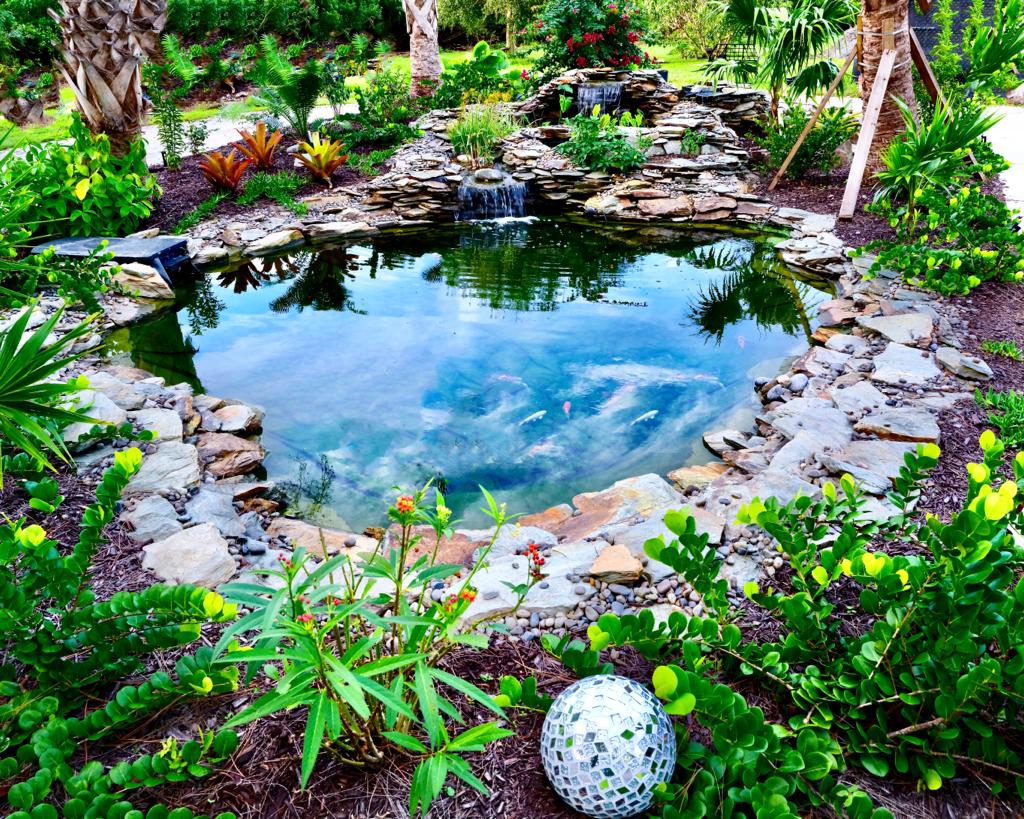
{"left": 49, "top": 0, "right": 166, "bottom": 156}
{"left": 859, "top": 0, "right": 917, "bottom": 172}
{"left": 404, "top": 0, "right": 442, "bottom": 97}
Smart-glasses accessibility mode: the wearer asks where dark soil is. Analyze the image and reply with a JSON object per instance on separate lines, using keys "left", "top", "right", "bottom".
{"left": 753, "top": 162, "right": 898, "bottom": 247}
{"left": 145, "top": 138, "right": 366, "bottom": 233}
{"left": 920, "top": 279, "right": 1024, "bottom": 520}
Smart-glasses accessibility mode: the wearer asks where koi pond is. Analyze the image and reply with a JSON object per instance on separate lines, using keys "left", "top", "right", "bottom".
{"left": 110, "top": 219, "right": 831, "bottom": 529}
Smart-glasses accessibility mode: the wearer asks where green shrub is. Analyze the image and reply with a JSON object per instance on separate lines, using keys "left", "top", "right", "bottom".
{"left": 544, "top": 433, "right": 1024, "bottom": 814}
{"left": 0, "top": 447, "right": 241, "bottom": 818}
{"left": 171, "top": 191, "right": 229, "bottom": 235}
{"left": 532, "top": 0, "right": 654, "bottom": 77}
{"left": 13, "top": 114, "right": 159, "bottom": 238}
{"left": 557, "top": 108, "right": 651, "bottom": 172}
{"left": 216, "top": 485, "right": 528, "bottom": 815}
{"left": 756, "top": 104, "right": 857, "bottom": 177}
{"left": 432, "top": 41, "right": 519, "bottom": 108}
{"left": 858, "top": 183, "right": 1023, "bottom": 295}
{"left": 448, "top": 104, "right": 518, "bottom": 166}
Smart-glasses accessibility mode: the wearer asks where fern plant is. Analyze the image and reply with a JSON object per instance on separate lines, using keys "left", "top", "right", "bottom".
{"left": 248, "top": 35, "right": 324, "bottom": 139}
{"left": 0, "top": 448, "right": 241, "bottom": 818}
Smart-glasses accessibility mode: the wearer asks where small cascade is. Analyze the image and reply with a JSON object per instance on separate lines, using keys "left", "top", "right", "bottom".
{"left": 574, "top": 81, "right": 625, "bottom": 115}
{"left": 456, "top": 169, "right": 528, "bottom": 221}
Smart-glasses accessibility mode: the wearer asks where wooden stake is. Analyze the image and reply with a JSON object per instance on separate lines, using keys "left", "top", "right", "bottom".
{"left": 768, "top": 49, "right": 857, "bottom": 191}
{"left": 839, "top": 48, "right": 897, "bottom": 219}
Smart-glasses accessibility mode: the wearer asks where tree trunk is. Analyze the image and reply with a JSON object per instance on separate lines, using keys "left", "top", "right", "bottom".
{"left": 404, "top": 0, "right": 442, "bottom": 97}
{"left": 49, "top": 0, "right": 166, "bottom": 156}
{"left": 506, "top": 7, "right": 515, "bottom": 50}
{"left": 859, "top": 0, "right": 917, "bottom": 172}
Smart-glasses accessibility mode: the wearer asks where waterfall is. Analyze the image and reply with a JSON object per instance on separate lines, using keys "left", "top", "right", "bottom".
{"left": 456, "top": 171, "right": 529, "bottom": 221}
{"left": 574, "top": 82, "right": 624, "bottom": 116}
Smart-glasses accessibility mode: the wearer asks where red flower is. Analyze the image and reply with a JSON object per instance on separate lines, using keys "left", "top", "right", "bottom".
{"left": 575, "top": 56, "right": 588, "bottom": 67}
{"left": 520, "top": 69, "right": 530, "bottom": 79}
{"left": 396, "top": 495, "right": 415, "bottom": 514}
{"left": 607, "top": 24, "right": 617, "bottom": 34}
{"left": 627, "top": 30, "right": 639, "bottom": 43}
{"left": 296, "top": 613, "right": 314, "bottom": 624}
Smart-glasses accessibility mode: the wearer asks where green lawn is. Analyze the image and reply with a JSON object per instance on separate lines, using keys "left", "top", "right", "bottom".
{"left": 2, "top": 43, "right": 710, "bottom": 148}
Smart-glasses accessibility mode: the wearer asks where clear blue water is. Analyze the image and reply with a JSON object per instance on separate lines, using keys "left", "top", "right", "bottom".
{"left": 114, "top": 219, "right": 830, "bottom": 529}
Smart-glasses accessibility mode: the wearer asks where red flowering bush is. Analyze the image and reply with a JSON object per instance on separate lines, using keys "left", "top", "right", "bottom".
{"left": 533, "top": 0, "right": 655, "bottom": 78}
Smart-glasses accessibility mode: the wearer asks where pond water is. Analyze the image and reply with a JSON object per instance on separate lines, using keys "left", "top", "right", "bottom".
{"left": 110, "top": 219, "right": 831, "bottom": 530}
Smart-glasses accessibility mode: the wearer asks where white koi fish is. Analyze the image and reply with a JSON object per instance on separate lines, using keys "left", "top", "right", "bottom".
{"left": 629, "top": 410, "right": 659, "bottom": 426}
{"left": 517, "top": 410, "right": 547, "bottom": 427}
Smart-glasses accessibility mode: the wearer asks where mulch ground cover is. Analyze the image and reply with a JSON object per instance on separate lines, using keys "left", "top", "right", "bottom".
{"left": 145, "top": 138, "right": 366, "bottom": 234}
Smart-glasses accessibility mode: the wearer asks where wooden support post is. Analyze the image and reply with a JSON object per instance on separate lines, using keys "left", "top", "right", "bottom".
{"left": 839, "top": 48, "right": 896, "bottom": 219}
{"left": 768, "top": 49, "right": 857, "bottom": 191}
{"left": 909, "top": 27, "right": 942, "bottom": 103}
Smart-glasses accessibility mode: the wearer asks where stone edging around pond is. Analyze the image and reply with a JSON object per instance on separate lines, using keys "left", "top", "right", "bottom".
{"left": 2, "top": 201, "right": 997, "bottom": 642}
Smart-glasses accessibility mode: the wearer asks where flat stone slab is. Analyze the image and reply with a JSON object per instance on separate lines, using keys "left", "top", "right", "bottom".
{"left": 831, "top": 380, "right": 888, "bottom": 416}
{"left": 818, "top": 439, "right": 917, "bottom": 495}
{"left": 185, "top": 488, "right": 244, "bottom": 538}
{"left": 870, "top": 343, "right": 941, "bottom": 386}
{"left": 854, "top": 407, "right": 941, "bottom": 443}
{"left": 125, "top": 441, "right": 201, "bottom": 496}
{"left": 142, "top": 523, "right": 235, "bottom": 587}
{"left": 857, "top": 313, "right": 933, "bottom": 345}
{"left": 123, "top": 495, "right": 182, "bottom": 544}
{"left": 32, "top": 236, "right": 189, "bottom": 283}
{"left": 935, "top": 346, "right": 993, "bottom": 380}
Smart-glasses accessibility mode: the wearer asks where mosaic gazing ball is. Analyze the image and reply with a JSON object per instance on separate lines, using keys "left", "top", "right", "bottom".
{"left": 540, "top": 674, "right": 676, "bottom": 818}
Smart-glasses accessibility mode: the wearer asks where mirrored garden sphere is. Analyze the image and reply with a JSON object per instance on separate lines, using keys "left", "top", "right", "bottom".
{"left": 540, "top": 674, "right": 676, "bottom": 818}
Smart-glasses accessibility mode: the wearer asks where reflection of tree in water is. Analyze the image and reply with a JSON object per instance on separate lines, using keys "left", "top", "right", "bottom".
{"left": 685, "top": 244, "right": 827, "bottom": 344}
{"left": 215, "top": 256, "right": 299, "bottom": 294}
{"left": 277, "top": 454, "right": 336, "bottom": 519}
{"left": 185, "top": 274, "right": 225, "bottom": 336}
{"left": 268, "top": 248, "right": 371, "bottom": 314}
{"left": 413, "top": 224, "right": 632, "bottom": 312}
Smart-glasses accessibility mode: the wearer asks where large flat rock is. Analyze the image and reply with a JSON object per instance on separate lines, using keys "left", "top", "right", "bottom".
{"left": 857, "top": 313, "right": 933, "bottom": 345}
{"left": 123, "top": 495, "right": 183, "bottom": 543}
{"left": 125, "top": 442, "right": 201, "bottom": 496}
{"left": 142, "top": 523, "right": 236, "bottom": 587}
{"left": 553, "top": 474, "right": 683, "bottom": 542}
{"left": 196, "top": 432, "right": 265, "bottom": 479}
{"left": 871, "top": 343, "right": 941, "bottom": 386}
{"left": 854, "top": 407, "right": 941, "bottom": 443}
{"left": 818, "top": 439, "right": 917, "bottom": 494}
{"left": 268, "top": 517, "right": 378, "bottom": 557}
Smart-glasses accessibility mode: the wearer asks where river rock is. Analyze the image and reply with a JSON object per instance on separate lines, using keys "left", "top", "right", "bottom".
{"left": 142, "top": 523, "right": 236, "bottom": 587}
{"left": 854, "top": 407, "right": 941, "bottom": 443}
{"left": 519, "top": 503, "right": 574, "bottom": 531}
{"left": 112, "top": 262, "right": 175, "bottom": 300}
{"left": 196, "top": 432, "right": 265, "bottom": 478}
{"left": 125, "top": 441, "right": 202, "bottom": 496}
{"left": 702, "top": 429, "right": 747, "bottom": 456}
{"left": 185, "top": 488, "right": 245, "bottom": 537}
{"left": 857, "top": 313, "right": 933, "bottom": 345}
{"left": 870, "top": 343, "right": 941, "bottom": 386}
{"left": 762, "top": 396, "right": 851, "bottom": 441}
{"left": 123, "top": 495, "right": 182, "bottom": 543}
{"left": 588, "top": 543, "right": 643, "bottom": 583}
{"left": 128, "top": 407, "right": 183, "bottom": 441}
{"left": 213, "top": 403, "right": 264, "bottom": 434}
{"left": 935, "top": 346, "right": 993, "bottom": 380}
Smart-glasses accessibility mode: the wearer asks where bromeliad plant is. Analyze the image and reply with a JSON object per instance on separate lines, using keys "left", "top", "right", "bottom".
{"left": 199, "top": 149, "right": 252, "bottom": 192}
{"left": 548, "top": 434, "right": 1024, "bottom": 816}
{"left": 295, "top": 133, "right": 348, "bottom": 186}
{"left": 216, "top": 485, "right": 519, "bottom": 815}
{"left": 0, "top": 448, "right": 241, "bottom": 818}
{"left": 234, "top": 121, "right": 283, "bottom": 171}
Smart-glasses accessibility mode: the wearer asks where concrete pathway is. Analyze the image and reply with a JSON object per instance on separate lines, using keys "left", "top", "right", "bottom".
{"left": 986, "top": 105, "right": 1024, "bottom": 217}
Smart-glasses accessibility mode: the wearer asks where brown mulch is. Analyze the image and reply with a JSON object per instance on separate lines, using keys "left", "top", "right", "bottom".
{"left": 752, "top": 163, "right": 898, "bottom": 247}
{"left": 145, "top": 139, "right": 366, "bottom": 233}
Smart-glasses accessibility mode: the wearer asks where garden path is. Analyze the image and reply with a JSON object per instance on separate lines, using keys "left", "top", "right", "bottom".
{"left": 987, "top": 105, "right": 1024, "bottom": 221}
